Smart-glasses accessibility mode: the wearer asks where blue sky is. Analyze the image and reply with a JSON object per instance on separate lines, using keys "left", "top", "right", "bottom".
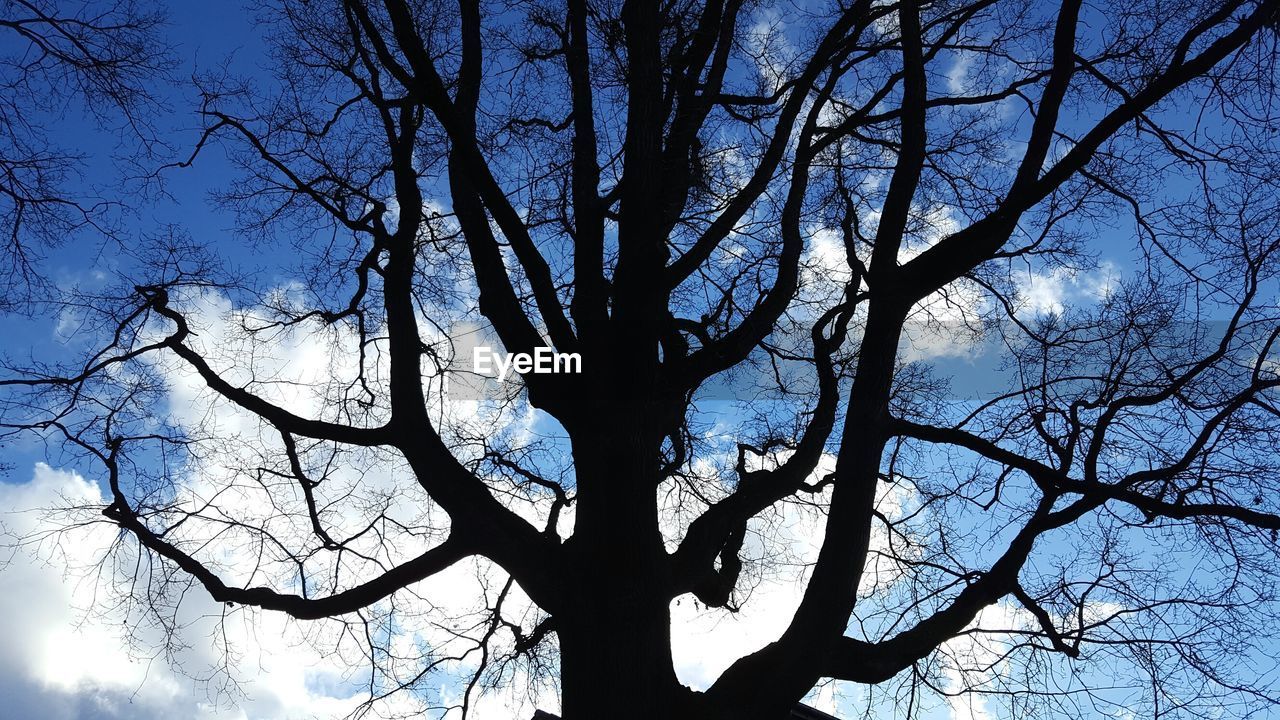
{"left": 1, "top": 2, "right": 267, "bottom": 472}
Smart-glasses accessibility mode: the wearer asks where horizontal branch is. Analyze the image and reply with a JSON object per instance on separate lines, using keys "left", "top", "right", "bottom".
{"left": 103, "top": 501, "right": 470, "bottom": 620}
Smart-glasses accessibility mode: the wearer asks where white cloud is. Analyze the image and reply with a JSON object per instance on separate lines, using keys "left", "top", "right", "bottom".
{"left": 746, "top": 11, "right": 793, "bottom": 93}
{"left": 935, "top": 601, "right": 1033, "bottom": 720}
{"left": 0, "top": 458, "right": 556, "bottom": 719}
{"left": 946, "top": 53, "right": 976, "bottom": 96}
{"left": 0, "top": 463, "right": 381, "bottom": 719}
{"left": 3, "top": 280, "right": 560, "bottom": 719}
{"left": 1015, "top": 261, "right": 1119, "bottom": 317}
{"left": 10, "top": 260, "right": 1127, "bottom": 719}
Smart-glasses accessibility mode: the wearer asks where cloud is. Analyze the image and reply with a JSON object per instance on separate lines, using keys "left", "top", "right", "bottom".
{"left": 946, "top": 52, "right": 976, "bottom": 96}
{"left": 0, "top": 463, "right": 396, "bottom": 719}
{"left": 1015, "top": 262, "right": 1119, "bottom": 317}
{"left": 746, "top": 10, "right": 794, "bottom": 93}
{"left": 10, "top": 264, "right": 1125, "bottom": 720}
{"left": 935, "top": 601, "right": 1033, "bottom": 720}
{"left": 3, "top": 282, "right": 559, "bottom": 718}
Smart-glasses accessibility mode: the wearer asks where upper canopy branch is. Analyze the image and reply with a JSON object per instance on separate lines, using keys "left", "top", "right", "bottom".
{"left": 664, "top": 0, "right": 885, "bottom": 288}
{"left": 361, "top": 0, "right": 578, "bottom": 352}
{"left": 898, "top": 0, "right": 1275, "bottom": 302}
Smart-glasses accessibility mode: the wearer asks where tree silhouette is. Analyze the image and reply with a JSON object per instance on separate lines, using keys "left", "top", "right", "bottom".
{"left": 5, "top": 0, "right": 1280, "bottom": 718}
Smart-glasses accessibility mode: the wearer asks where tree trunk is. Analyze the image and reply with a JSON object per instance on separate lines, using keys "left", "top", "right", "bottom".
{"left": 558, "top": 408, "right": 689, "bottom": 719}
{"left": 558, "top": 601, "right": 689, "bottom": 719}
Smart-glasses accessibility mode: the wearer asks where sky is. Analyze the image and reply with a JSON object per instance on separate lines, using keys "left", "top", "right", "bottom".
{"left": 0, "top": 1, "right": 1214, "bottom": 719}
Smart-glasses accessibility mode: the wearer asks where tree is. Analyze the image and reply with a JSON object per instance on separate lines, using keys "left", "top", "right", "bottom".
{"left": 4, "top": 0, "right": 1280, "bottom": 718}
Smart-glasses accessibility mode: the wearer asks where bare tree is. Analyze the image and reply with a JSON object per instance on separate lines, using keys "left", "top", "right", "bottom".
{"left": 5, "top": 0, "right": 1280, "bottom": 718}
{"left": 0, "top": 0, "right": 169, "bottom": 307}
